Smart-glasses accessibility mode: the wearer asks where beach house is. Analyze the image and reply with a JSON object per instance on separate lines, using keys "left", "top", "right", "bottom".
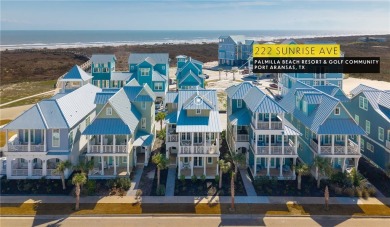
{"left": 226, "top": 82, "right": 300, "bottom": 180}
{"left": 91, "top": 54, "right": 132, "bottom": 88}
{"left": 175, "top": 55, "right": 205, "bottom": 89}
{"left": 345, "top": 85, "right": 390, "bottom": 171}
{"left": 218, "top": 35, "right": 255, "bottom": 67}
{"left": 82, "top": 79, "right": 156, "bottom": 178}
{"left": 2, "top": 84, "right": 101, "bottom": 179}
{"left": 128, "top": 53, "right": 169, "bottom": 101}
{"left": 58, "top": 65, "right": 92, "bottom": 93}
{"left": 165, "top": 88, "right": 222, "bottom": 179}
{"left": 278, "top": 81, "right": 365, "bottom": 180}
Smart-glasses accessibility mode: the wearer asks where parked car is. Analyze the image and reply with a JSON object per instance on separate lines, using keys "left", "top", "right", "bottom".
{"left": 252, "top": 80, "right": 261, "bottom": 85}
{"left": 241, "top": 69, "right": 249, "bottom": 74}
{"left": 204, "top": 74, "right": 210, "bottom": 79}
{"left": 269, "top": 83, "right": 278, "bottom": 89}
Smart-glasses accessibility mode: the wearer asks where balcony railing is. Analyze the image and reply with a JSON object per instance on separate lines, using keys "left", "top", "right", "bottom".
{"left": 256, "top": 146, "right": 295, "bottom": 155}
{"left": 11, "top": 169, "right": 28, "bottom": 176}
{"left": 32, "top": 169, "right": 42, "bottom": 176}
{"left": 310, "top": 139, "right": 360, "bottom": 155}
{"left": 235, "top": 134, "right": 249, "bottom": 142}
{"left": 89, "top": 145, "right": 127, "bottom": 153}
{"left": 179, "top": 145, "right": 218, "bottom": 155}
{"left": 7, "top": 144, "right": 45, "bottom": 152}
{"left": 256, "top": 121, "right": 283, "bottom": 130}
{"left": 46, "top": 169, "right": 60, "bottom": 176}
{"left": 167, "top": 135, "right": 178, "bottom": 142}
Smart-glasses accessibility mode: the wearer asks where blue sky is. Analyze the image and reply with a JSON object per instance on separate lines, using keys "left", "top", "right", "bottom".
{"left": 1, "top": 0, "right": 389, "bottom": 31}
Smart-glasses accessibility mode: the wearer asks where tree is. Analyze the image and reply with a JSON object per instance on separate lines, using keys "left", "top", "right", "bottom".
{"left": 296, "top": 163, "right": 310, "bottom": 190}
{"left": 218, "top": 68, "right": 223, "bottom": 80}
{"left": 152, "top": 153, "right": 168, "bottom": 188}
{"left": 54, "top": 160, "right": 72, "bottom": 190}
{"left": 312, "top": 156, "right": 333, "bottom": 188}
{"left": 231, "top": 152, "right": 246, "bottom": 182}
{"left": 230, "top": 172, "right": 236, "bottom": 211}
{"left": 155, "top": 112, "right": 166, "bottom": 132}
{"left": 218, "top": 159, "right": 231, "bottom": 189}
{"left": 72, "top": 172, "right": 87, "bottom": 210}
{"left": 73, "top": 159, "right": 94, "bottom": 174}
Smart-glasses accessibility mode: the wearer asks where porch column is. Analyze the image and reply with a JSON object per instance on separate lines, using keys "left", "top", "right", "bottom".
{"left": 357, "top": 135, "right": 361, "bottom": 154}
{"left": 216, "top": 161, "right": 219, "bottom": 176}
{"left": 28, "top": 159, "right": 32, "bottom": 177}
{"left": 203, "top": 157, "right": 206, "bottom": 175}
{"left": 4, "top": 130, "right": 8, "bottom": 151}
{"left": 342, "top": 158, "right": 346, "bottom": 172}
{"left": 294, "top": 136, "right": 298, "bottom": 155}
{"left": 42, "top": 159, "right": 47, "bottom": 176}
{"left": 279, "top": 158, "right": 283, "bottom": 177}
{"left": 191, "top": 157, "right": 194, "bottom": 176}
{"left": 217, "top": 133, "right": 220, "bottom": 151}
{"left": 87, "top": 136, "right": 90, "bottom": 153}
{"left": 113, "top": 135, "right": 116, "bottom": 153}
{"left": 317, "top": 135, "right": 321, "bottom": 154}
{"left": 43, "top": 129, "right": 46, "bottom": 151}
{"left": 191, "top": 132, "right": 194, "bottom": 154}
{"left": 268, "top": 135, "right": 271, "bottom": 155}
{"left": 113, "top": 156, "right": 117, "bottom": 175}
{"left": 235, "top": 125, "right": 237, "bottom": 142}
{"left": 28, "top": 129, "right": 31, "bottom": 151}
{"left": 354, "top": 158, "right": 359, "bottom": 170}
{"left": 6, "top": 159, "right": 11, "bottom": 177}
{"left": 126, "top": 154, "right": 130, "bottom": 174}
{"left": 344, "top": 135, "right": 348, "bottom": 154}
{"left": 255, "top": 113, "right": 258, "bottom": 129}
{"left": 331, "top": 135, "right": 335, "bottom": 154}
{"left": 254, "top": 132, "right": 258, "bottom": 154}
{"left": 204, "top": 132, "right": 206, "bottom": 154}
{"left": 267, "top": 158, "right": 270, "bottom": 176}
{"left": 254, "top": 157, "right": 257, "bottom": 175}
{"left": 100, "top": 135, "right": 103, "bottom": 153}
{"left": 101, "top": 156, "right": 104, "bottom": 175}
{"left": 268, "top": 113, "right": 271, "bottom": 129}
{"left": 281, "top": 113, "right": 285, "bottom": 128}
{"left": 282, "top": 135, "right": 285, "bottom": 155}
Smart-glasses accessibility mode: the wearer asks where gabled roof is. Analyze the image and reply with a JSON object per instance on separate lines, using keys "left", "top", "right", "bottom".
{"left": 226, "top": 82, "right": 253, "bottom": 99}
{"left": 111, "top": 72, "right": 132, "bottom": 81}
{"left": 243, "top": 86, "right": 286, "bottom": 113}
{"left": 177, "top": 60, "right": 202, "bottom": 75}
{"left": 122, "top": 79, "right": 156, "bottom": 102}
{"left": 314, "top": 85, "right": 349, "bottom": 102}
{"left": 83, "top": 118, "right": 131, "bottom": 135}
{"left": 165, "top": 112, "right": 177, "bottom": 124}
{"left": 179, "top": 70, "right": 202, "bottom": 85}
{"left": 94, "top": 92, "right": 115, "bottom": 105}
{"left": 229, "top": 35, "right": 246, "bottom": 44}
{"left": 228, "top": 108, "right": 251, "bottom": 126}
{"left": 128, "top": 53, "right": 169, "bottom": 64}
{"left": 350, "top": 84, "right": 378, "bottom": 96}
{"left": 281, "top": 39, "right": 297, "bottom": 44}
{"left": 166, "top": 92, "right": 178, "bottom": 103}
{"left": 4, "top": 84, "right": 101, "bottom": 130}
{"left": 91, "top": 54, "right": 116, "bottom": 64}
{"left": 182, "top": 93, "right": 214, "bottom": 110}
{"left": 61, "top": 65, "right": 92, "bottom": 81}
{"left": 152, "top": 70, "right": 167, "bottom": 82}
{"left": 133, "top": 131, "right": 154, "bottom": 147}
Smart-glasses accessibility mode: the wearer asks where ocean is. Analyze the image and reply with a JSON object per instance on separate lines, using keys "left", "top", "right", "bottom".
{"left": 0, "top": 30, "right": 387, "bottom": 51}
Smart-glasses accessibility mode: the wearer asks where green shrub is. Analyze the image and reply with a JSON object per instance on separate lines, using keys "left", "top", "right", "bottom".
{"left": 362, "top": 189, "right": 369, "bottom": 199}
{"left": 367, "top": 187, "right": 377, "bottom": 197}
{"left": 180, "top": 174, "right": 186, "bottom": 185}
{"left": 156, "top": 185, "right": 165, "bottom": 196}
{"left": 334, "top": 186, "right": 343, "bottom": 195}
{"left": 214, "top": 175, "right": 220, "bottom": 184}
{"left": 86, "top": 180, "right": 97, "bottom": 195}
{"left": 344, "top": 187, "right": 355, "bottom": 197}
{"left": 254, "top": 176, "right": 269, "bottom": 188}
{"left": 191, "top": 175, "right": 198, "bottom": 183}
{"left": 116, "top": 177, "right": 131, "bottom": 191}
{"left": 355, "top": 187, "right": 363, "bottom": 197}
{"left": 200, "top": 174, "right": 206, "bottom": 183}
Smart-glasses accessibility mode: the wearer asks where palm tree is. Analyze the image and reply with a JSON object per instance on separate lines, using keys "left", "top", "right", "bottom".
{"left": 231, "top": 152, "right": 246, "bottom": 182}
{"left": 73, "top": 159, "right": 94, "bottom": 174}
{"left": 218, "top": 68, "right": 223, "bottom": 80}
{"left": 296, "top": 163, "right": 310, "bottom": 190}
{"left": 312, "top": 156, "right": 333, "bottom": 188}
{"left": 72, "top": 172, "right": 87, "bottom": 211}
{"left": 230, "top": 171, "right": 236, "bottom": 211}
{"left": 152, "top": 153, "right": 168, "bottom": 187}
{"left": 155, "top": 112, "right": 166, "bottom": 131}
{"left": 54, "top": 160, "right": 72, "bottom": 190}
{"left": 218, "top": 159, "right": 231, "bottom": 189}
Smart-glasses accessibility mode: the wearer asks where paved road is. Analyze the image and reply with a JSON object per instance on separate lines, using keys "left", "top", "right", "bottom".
{"left": 1, "top": 215, "right": 389, "bottom": 227}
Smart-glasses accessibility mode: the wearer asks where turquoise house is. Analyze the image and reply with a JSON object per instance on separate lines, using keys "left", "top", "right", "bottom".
{"left": 175, "top": 55, "right": 205, "bottom": 89}
{"left": 128, "top": 53, "right": 169, "bottom": 100}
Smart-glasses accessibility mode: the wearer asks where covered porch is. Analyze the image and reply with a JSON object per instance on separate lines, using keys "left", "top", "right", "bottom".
{"left": 87, "top": 155, "right": 131, "bottom": 178}
{"left": 250, "top": 156, "right": 297, "bottom": 180}
{"left": 133, "top": 131, "right": 154, "bottom": 166}
{"left": 178, "top": 156, "right": 219, "bottom": 179}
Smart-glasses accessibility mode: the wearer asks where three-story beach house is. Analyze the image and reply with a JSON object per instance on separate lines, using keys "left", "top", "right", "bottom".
{"left": 91, "top": 54, "right": 132, "bottom": 88}
{"left": 278, "top": 81, "right": 365, "bottom": 180}
{"left": 345, "top": 85, "right": 390, "bottom": 171}
{"left": 2, "top": 84, "right": 101, "bottom": 179}
{"left": 218, "top": 35, "right": 255, "bottom": 67}
{"left": 128, "top": 53, "right": 169, "bottom": 101}
{"left": 165, "top": 88, "right": 222, "bottom": 179}
{"left": 226, "top": 82, "right": 300, "bottom": 180}
{"left": 175, "top": 55, "right": 205, "bottom": 89}
{"left": 82, "top": 79, "right": 156, "bottom": 178}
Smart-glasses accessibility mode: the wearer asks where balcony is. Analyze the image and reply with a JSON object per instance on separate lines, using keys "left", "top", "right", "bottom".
{"left": 252, "top": 139, "right": 296, "bottom": 156}
{"left": 310, "top": 139, "right": 360, "bottom": 155}
{"left": 235, "top": 134, "right": 249, "bottom": 142}
{"left": 7, "top": 144, "right": 45, "bottom": 152}
{"left": 87, "top": 135, "right": 129, "bottom": 154}
{"left": 255, "top": 121, "right": 283, "bottom": 130}
{"left": 179, "top": 144, "right": 218, "bottom": 155}
{"left": 89, "top": 145, "right": 127, "bottom": 154}
{"left": 167, "top": 134, "right": 178, "bottom": 143}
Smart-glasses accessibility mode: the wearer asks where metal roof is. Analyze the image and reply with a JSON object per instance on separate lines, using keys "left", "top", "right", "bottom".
{"left": 111, "top": 72, "right": 132, "bottom": 81}
{"left": 38, "top": 100, "right": 68, "bottom": 128}
{"left": 91, "top": 54, "right": 116, "bottom": 64}
{"left": 283, "top": 121, "right": 301, "bottom": 136}
{"left": 3, "top": 105, "right": 47, "bottom": 130}
{"left": 94, "top": 92, "right": 115, "bottom": 105}
{"left": 314, "top": 85, "right": 350, "bottom": 103}
{"left": 228, "top": 108, "right": 251, "bottom": 126}
{"left": 226, "top": 82, "right": 253, "bottom": 99}
{"left": 177, "top": 60, "right": 201, "bottom": 75}
{"left": 166, "top": 92, "right": 178, "bottom": 103}
{"left": 182, "top": 91, "right": 215, "bottom": 110}
{"left": 318, "top": 119, "right": 366, "bottom": 135}
{"left": 133, "top": 131, "right": 154, "bottom": 147}
{"left": 242, "top": 86, "right": 286, "bottom": 113}
{"left": 83, "top": 118, "right": 131, "bottom": 135}
{"left": 165, "top": 112, "right": 177, "bottom": 124}
{"left": 152, "top": 71, "right": 167, "bottom": 82}
{"left": 128, "top": 53, "right": 169, "bottom": 64}
{"left": 61, "top": 65, "right": 92, "bottom": 81}
{"left": 179, "top": 71, "right": 202, "bottom": 85}
{"left": 254, "top": 96, "right": 287, "bottom": 113}
{"left": 302, "top": 93, "right": 323, "bottom": 104}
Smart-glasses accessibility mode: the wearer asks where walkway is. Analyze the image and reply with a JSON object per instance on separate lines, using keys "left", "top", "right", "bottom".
{"left": 165, "top": 167, "right": 177, "bottom": 196}
{"left": 0, "top": 90, "right": 57, "bottom": 108}
{"left": 126, "top": 166, "right": 143, "bottom": 196}
{"left": 239, "top": 168, "right": 257, "bottom": 196}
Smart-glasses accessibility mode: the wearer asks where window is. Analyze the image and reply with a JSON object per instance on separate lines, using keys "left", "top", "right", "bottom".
{"left": 69, "top": 131, "right": 74, "bottom": 145}
{"left": 52, "top": 129, "right": 60, "bottom": 147}
{"left": 359, "top": 96, "right": 368, "bottom": 110}
{"left": 122, "top": 157, "right": 127, "bottom": 163}
{"left": 102, "top": 67, "right": 108, "bottom": 73}
{"left": 305, "top": 127, "right": 309, "bottom": 139}
{"left": 106, "top": 107, "right": 112, "bottom": 116}
{"left": 365, "top": 120, "right": 370, "bottom": 134}
{"left": 141, "top": 118, "right": 146, "bottom": 129}
{"left": 360, "top": 138, "right": 364, "bottom": 151}
{"left": 194, "top": 157, "right": 203, "bottom": 167}
{"left": 354, "top": 115, "right": 359, "bottom": 124}
{"left": 130, "top": 66, "right": 134, "bottom": 70}
{"left": 295, "top": 96, "right": 300, "bottom": 108}
{"left": 141, "top": 102, "right": 146, "bottom": 110}
{"left": 181, "top": 132, "right": 190, "bottom": 141}
{"left": 154, "top": 82, "right": 163, "bottom": 90}
{"left": 196, "top": 109, "right": 201, "bottom": 115}
{"left": 334, "top": 107, "right": 340, "bottom": 115}
{"left": 93, "top": 67, "right": 100, "bottom": 73}
{"left": 336, "top": 135, "right": 343, "bottom": 141}
{"left": 184, "top": 157, "right": 189, "bottom": 164}
{"left": 23, "top": 129, "right": 35, "bottom": 143}
{"left": 207, "top": 157, "right": 213, "bottom": 164}
{"left": 86, "top": 116, "right": 91, "bottom": 126}
{"left": 237, "top": 99, "right": 242, "bottom": 108}
{"left": 140, "top": 68, "right": 150, "bottom": 76}
{"left": 378, "top": 127, "right": 384, "bottom": 141}
{"left": 367, "top": 142, "right": 374, "bottom": 152}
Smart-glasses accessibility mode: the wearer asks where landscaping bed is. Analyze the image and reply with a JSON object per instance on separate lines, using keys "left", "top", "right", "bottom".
{"left": 0, "top": 177, "right": 73, "bottom": 195}
{"left": 358, "top": 157, "right": 390, "bottom": 197}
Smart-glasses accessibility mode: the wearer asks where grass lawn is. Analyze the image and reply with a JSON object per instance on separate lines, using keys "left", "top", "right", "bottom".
{"left": 0, "top": 94, "right": 54, "bottom": 109}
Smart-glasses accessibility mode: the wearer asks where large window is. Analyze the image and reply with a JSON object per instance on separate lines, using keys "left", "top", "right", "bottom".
{"left": 237, "top": 99, "right": 242, "bottom": 108}
{"left": 23, "top": 129, "right": 35, "bottom": 143}
{"left": 154, "top": 82, "right": 163, "bottom": 90}
{"left": 52, "top": 129, "right": 60, "bottom": 147}
{"left": 140, "top": 68, "right": 150, "bottom": 76}
{"left": 359, "top": 96, "right": 368, "bottom": 110}
{"left": 378, "top": 127, "right": 384, "bottom": 141}
{"left": 194, "top": 157, "right": 203, "bottom": 167}
{"left": 181, "top": 132, "right": 191, "bottom": 141}
{"left": 354, "top": 114, "right": 359, "bottom": 124}
{"left": 365, "top": 120, "right": 371, "bottom": 134}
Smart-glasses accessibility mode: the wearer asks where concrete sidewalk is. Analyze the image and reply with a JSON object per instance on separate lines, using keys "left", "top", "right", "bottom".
{"left": 126, "top": 166, "right": 144, "bottom": 196}
{"left": 165, "top": 168, "right": 177, "bottom": 196}
{"left": 239, "top": 168, "right": 257, "bottom": 196}
{"left": 1, "top": 195, "right": 389, "bottom": 205}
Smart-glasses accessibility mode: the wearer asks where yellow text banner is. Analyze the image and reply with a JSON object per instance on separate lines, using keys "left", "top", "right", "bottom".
{"left": 253, "top": 44, "right": 341, "bottom": 58}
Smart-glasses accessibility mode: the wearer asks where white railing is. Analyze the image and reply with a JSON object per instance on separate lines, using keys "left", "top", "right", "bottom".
{"left": 12, "top": 169, "right": 28, "bottom": 176}
{"left": 179, "top": 145, "right": 218, "bottom": 155}
{"left": 257, "top": 122, "right": 269, "bottom": 129}
{"left": 32, "top": 169, "right": 42, "bottom": 176}
{"left": 7, "top": 144, "right": 45, "bottom": 152}
{"left": 89, "top": 145, "right": 127, "bottom": 153}
{"left": 256, "top": 145, "right": 296, "bottom": 155}
{"left": 256, "top": 121, "right": 282, "bottom": 130}
{"left": 46, "top": 169, "right": 60, "bottom": 176}
{"left": 235, "top": 134, "right": 249, "bottom": 142}
{"left": 310, "top": 139, "right": 360, "bottom": 155}
{"left": 386, "top": 140, "right": 390, "bottom": 149}
{"left": 168, "top": 135, "right": 178, "bottom": 142}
